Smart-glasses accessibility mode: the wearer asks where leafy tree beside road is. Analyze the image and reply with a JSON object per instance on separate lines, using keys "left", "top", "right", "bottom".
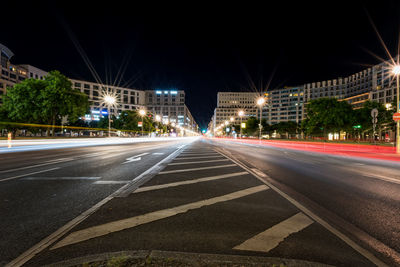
{"left": 303, "top": 98, "right": 354, "bottom": 138}
{"left": 2, "top": 71, "right": 90, "bottom": 136}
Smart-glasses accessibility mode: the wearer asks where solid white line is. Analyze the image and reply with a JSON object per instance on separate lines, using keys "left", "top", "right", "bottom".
{"left": 51, "top": 185, "right": 269, "bottom": 249}
{"left": 93, "top": 181, "right": 130, "bottom": 185}
{"left": 215, "top": 149, "right": 389, "bottom": 267}
{"left": 0, "top": 167, "right": 61, "bottom": 182}
{"left": 363, "top": 173, "right": 400, "bottom": 185}
{"left": 5, "top": 143, "right": 190, "bottom": 267}
{"left": 158, "top": 164, "right": 236, "bottom": 174}
{"left": 234, "top": 212, "right": 313, "bottom": 252}
{"left": 174, "top": 155, "right": 225, "bottom": 160}
{"left": 134, "top": 171, "right": 250, "bottom": 193}
{"left": 100, "top": 152, "right": 132, "bottom": 160}
{"left": 80, "top": 152, "right": 109, "bottom": 158}
{"left": 168, "top": 159, "right": 230, "bottom": 165}
{"left": 22, "top": 177, "right": 101, "bottom": 181}
{"left": 0, "top": 158, "right": 73, "bottom": 174}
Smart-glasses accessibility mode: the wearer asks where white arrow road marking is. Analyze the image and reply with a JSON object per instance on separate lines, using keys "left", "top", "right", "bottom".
{"left": 122, "top": 153, "right": 149, "bottom": 164}
{"left": 51, "top": 185, "right": 269, "bottom": 249}
{"left": 234, "top": 212, "right": 313, "bottom": 253}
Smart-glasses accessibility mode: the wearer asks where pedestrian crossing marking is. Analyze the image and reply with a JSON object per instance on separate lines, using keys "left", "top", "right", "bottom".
{"left": 51, "top": 185, "right": 269, "bottom": 250}
{"left": 234, "top": 212, "right": 313, "bottom": 253}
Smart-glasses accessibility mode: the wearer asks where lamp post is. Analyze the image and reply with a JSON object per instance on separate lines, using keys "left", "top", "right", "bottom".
{"left": 392, "top": 65, "right": 400, "bottom": 153}
{"left": 103, "top": 95, "right": 116, "bottom": 137}
{"left": 256, "top": 97, "right": 265, "bottom": 140}
{"left": 139, "top": 109, "right": 146, "bottom": 137}
{"left": 238, "top": 110, "right": 244, "bottom": 138}
{"left": 155, "top": 115, "right": 161, "bottom": 136}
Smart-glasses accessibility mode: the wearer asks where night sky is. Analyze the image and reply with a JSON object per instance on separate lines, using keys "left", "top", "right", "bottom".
{"left": 2, "top": 1, "right": 400, "bottom": 128}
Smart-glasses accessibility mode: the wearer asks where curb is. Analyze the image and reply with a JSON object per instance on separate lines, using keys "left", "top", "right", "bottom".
{"left": 43, "top": 250, "right": 334, "bottom": 267}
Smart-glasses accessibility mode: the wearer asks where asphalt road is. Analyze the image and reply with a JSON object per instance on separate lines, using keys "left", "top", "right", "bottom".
{"left": 207, "top": 138, "right": 400, "bottom": 266}
{"left": 0, "top": 138, "right": 196, "bottom": 265}
{"left": 2, "top": 137, "right": 399, "bottom": 266}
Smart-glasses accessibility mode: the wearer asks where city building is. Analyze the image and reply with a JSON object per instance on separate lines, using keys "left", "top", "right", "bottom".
{"left": 70, "top": 78, "right": 145, "bottom": 122}
{"left": 266, "top": 86, "right": 304, "bottom": 124}
{"left": 0, "top": 44, "right": 28, "bottom": 101}
{"left": 0, "top": 43, "right": 199, "bottom": 131}
{"left": 209, "top": 59, "right": 397, "bottom": 132}
{"left": 145, "top": 90, "right": 198, "bottom": 130}
{"left": 210, "top": 92, "right": 265, "bottom": 133}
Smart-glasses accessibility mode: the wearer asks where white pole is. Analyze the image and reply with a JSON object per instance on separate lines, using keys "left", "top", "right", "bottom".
{"left": 108, "top": 106, "right": 111, "bottom": 138}
{"left": 397, "top": 75, "right": 400, "bottom": 153}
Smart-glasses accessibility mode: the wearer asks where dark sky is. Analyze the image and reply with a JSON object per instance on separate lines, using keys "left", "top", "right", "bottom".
{"left": 2, "top": 1, "right": 400, "bottom": 128}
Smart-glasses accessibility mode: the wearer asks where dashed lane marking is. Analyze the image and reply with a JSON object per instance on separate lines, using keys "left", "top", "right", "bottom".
{"left": 0, "top": 158, "right": 73, "bottom": 174}
{"left": 0, "top": 167, "right": 61, "bottom": 182}
{"left": 134, "top": 171, "right": 250, "bottom": 193}
{"left": 234, "top": 212, "right": 313, "bottom": 253}
{"left": 168, "top": 159, "right": 230, "bottom": 165}
{"left": 51, "top": 185, "right": 269, "bottom": 250}
{"left": 158, "top": 164, "right": 237, "bottom": 174}
{"left": 22, "top": 177, "right": 101, "bottom": 181}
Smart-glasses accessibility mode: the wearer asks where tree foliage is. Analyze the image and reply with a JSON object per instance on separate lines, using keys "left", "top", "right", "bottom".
{"left": 303, "top": 98, "right": 354, "bottom": 136}
{"left": 2, "top": 71, "right": 90, "bottom": 135}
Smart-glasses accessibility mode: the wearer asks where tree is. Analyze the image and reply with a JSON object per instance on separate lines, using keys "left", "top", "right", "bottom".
{"left": 272, "top": 121, "right": 298, "bottom": 138}
{"left": 354, "top": 100, "right": 392, "bottom": 139}
{"left": 41, "top": 71, "right": 90, "bottom": 135}
{"left": 2, "top": 78, "right": 47, "bottom": 123}
{"left": 242, "top": 117, "right": 259, "bottom": 136}
{"left": 304, "top": 98, "right": 354, "bottom": 138}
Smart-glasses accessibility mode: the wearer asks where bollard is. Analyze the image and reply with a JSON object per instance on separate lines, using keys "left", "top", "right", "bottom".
{"left": 7, "top": 132, "right": 12, "bottom": 148}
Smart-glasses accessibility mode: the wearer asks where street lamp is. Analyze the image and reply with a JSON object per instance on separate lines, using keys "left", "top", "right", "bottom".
{"left": 139, "top": 109, "right": 146, "bottom": 136}
{"left": 392, "top": 65, "right": 400, "bottom": 153}
{"left": 238, "top": 110, "right": 244, "bottom": 139}
{"left": 256, "top": 97, "right": 265, "bottom": 140}
{"left": 103, "top": 95, "right": 116, "bottom": 137}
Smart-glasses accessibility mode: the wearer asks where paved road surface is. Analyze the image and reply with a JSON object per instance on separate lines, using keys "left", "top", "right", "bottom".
{"left": 0, "top": 138, "right": 195, "bottom": 265}
{"left": 2, "top": 138, "right": 399, "bottom": 266}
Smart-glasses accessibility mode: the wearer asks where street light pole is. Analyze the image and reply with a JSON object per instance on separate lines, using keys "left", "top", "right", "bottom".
{"left": 139, "top": 109, "right": 146, "bottom": 137}
{"left": 256, "top": 97, "right": 265, "bottom": 140}
{"left": 397, "top": 75, "right": 400, "bottom": 153}
{"left": 391, "top": 64, "right": 400, "bottom": 154}
{"left": 259, "top": 105, "right": 262, "bottom": 140}
{"left": 238, "top": 110, "right": 244, "bottom": 139}
{"left": 108, "top": 106, "right": 111, "bottom": 137}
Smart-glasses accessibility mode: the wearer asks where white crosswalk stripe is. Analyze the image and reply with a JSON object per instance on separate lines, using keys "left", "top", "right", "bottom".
{"left": 134, "top": 171, "right": 250, "bottom": 193}
{"left": 234, "top": 212, "right": 313, "bottom": 253}
{"left": 158, "top": 164, "right": 236, "bottom": 174}
{"left": 51, "top": 185, "right": 269, "bottom": 249}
